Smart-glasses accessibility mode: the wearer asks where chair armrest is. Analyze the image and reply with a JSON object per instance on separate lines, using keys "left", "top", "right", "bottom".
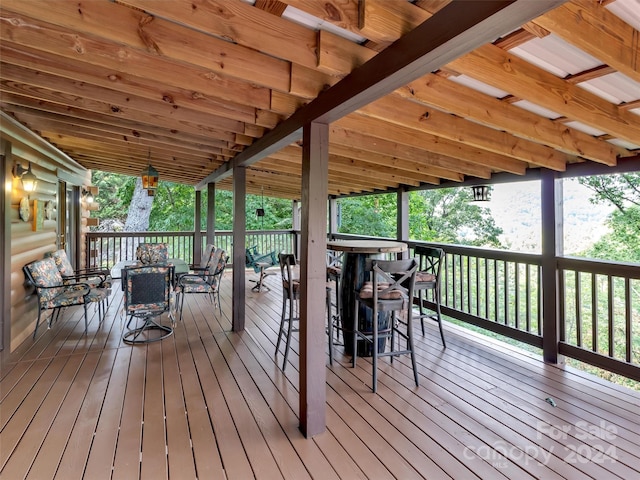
{"left": 75, "top": 267, "right": 110, "bottom": 276}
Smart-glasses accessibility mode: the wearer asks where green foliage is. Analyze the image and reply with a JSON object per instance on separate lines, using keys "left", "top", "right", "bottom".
{"left": 91, "top": 171, "right": 135, "bottom": 222}
{"left": 207, "top": 190, "right": 293, "bottom": 231}
{"left": 409, "top": 188, "right": 502, "bottom": 246}
{"left": 149, "top": 182, "right": 195, "bottom": 231}
{"left": 579, "top": 173, "right": 640, "bottom": 263}
{"left": 337, "top": 194, "right": 397, "bottom": 237}
{"left": 337, "top": 188, "right": 503, "bottom": 246}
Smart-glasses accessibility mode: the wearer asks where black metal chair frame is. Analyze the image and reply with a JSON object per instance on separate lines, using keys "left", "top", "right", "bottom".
{"left": 122, "top": 264, "right": 174, "bottom": 345}
{"left": 353, "top": 258, "right": 419, "bottom": 393}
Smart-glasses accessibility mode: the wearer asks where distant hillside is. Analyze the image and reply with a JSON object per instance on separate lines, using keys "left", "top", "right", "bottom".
{"left": 486, "top": 179, "right": 613, "bottom": 254}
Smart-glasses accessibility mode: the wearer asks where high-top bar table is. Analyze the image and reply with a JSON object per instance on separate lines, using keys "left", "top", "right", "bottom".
{"left": 327, "top": 239, "right": 408, "bottom": 356}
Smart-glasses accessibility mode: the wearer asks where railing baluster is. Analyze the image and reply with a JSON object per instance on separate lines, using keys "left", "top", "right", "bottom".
{"left": 625, "top": 278, "right": 632, "bottom": 363}
{"left": 515, "top": 262, "right": 520, "bottom": 330}
{"left": 592, "top": 273, "right": 597, "bottom": 355}
{"left": 608, "top": 275, "right": 614, "bottom": 358}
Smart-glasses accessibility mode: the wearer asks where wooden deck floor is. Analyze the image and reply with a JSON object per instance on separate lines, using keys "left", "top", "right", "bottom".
{"left": 2, "top": 272, "right": 639, "bottom": 479}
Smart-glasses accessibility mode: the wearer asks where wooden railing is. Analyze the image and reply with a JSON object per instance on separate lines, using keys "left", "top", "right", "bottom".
{"left": 558, "top": 257, "right": 640, "bottom": 377}
{"left": 87, "top": 230, "right": 638, "bottom": 379}
{"left": 85, "top": 230, "right": 298, "bottom": 270}
{"left": 330, "top": 233, "right": 639, "bottom": 380}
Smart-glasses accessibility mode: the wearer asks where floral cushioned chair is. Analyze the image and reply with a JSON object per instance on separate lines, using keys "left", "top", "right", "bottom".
{"left": 175, "top": 248, "right": 228, "bottom": 319}
{"left": 122, "top": 264, "right": 174, "bottom": 344}
{"left": 23, "top": 257, "right": 108, "bottom": 339}
{"left": 136, "top": 242, "right": 169, "bottom": 265}
{"left": 46, "top": 249, "right": 112, "bottom": 292}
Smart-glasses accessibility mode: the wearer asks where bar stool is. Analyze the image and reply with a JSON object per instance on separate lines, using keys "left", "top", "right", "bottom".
{"left": 353, "top": 258, "right": 419, "bottom": 393}
{"left": 413, "top": 245, "right": 446, "bottom": 347}
{"left": 275, "top": 253, "right": 343, "bottom": 370}
{"left": 275, "top": 253, "right": 299, "bottom": 371}
{"left": 326, "top": 249, "right": 343, "bottom": 345}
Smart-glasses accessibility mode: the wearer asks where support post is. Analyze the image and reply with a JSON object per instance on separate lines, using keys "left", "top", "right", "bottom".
{"left": 328, "top": 196, "right": 338, "bottom": 239}
{"left": 232, "top": 166, "right": 246, "bottom": 332}
{"left": 193, "top": 189, "right": 202, "bottom": 266}
{"left": 292, "top": 199, "right": 301, "bottom": 259}
{"left": 206, "top": 182, "right": 216, "bottom": 246}
{"left": 397, "top": 188, "right": 409, "bottom": 259}
{"left": 1, "top": 140, "right": 11, "bottom": 351}
{"left": 300, "top": 121, "right": 328, "bottom": 437}
{"left": 541, "top": 169, "right": 563, "bottom": 364}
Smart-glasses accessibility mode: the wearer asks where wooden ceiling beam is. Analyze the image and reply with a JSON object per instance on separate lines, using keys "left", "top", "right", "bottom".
{"left": 0, "top": 1, "right": 292, "bottom": 93}
{"left": 0, "top": 46, "right": 277, "bottom": 128}
{"left": 360, "top": 96, "right": 569, "bottom": 173}
{"left": 9, "top": 109, "right": 235, "bottom": 154}
{"left": 0, "top": 81, "right": 243, "bottom": 143}
{"left": 336, "top": 114, "right": 526, "bottom": 175}
{"left": 317, "top": 0, "right": 636, "bottom": 157}
{"left": 0, "top": 96, "right": 237, "bottom": 147}
{"left": 0, "top": 12, "right": 272, "bottom": 110}
{"left": 198, "top": 0, "right": 565, "bottom": 188}
{"left": 36, "top": 132, "right": 227, "bottom": 166}
{"left": 399, "top": 72, "right": 619, "bottom": 165}
{"left": 448, "top": 43, "right": 640, "bottom": 145}
{"left": 327, "top": 128, "right": 475, "bottom": 181}
{"left": 266, "top": 150, "right": 428, "bottom": 187}
{"left": 532, "top": 0, "right": 640, "bottom": 83}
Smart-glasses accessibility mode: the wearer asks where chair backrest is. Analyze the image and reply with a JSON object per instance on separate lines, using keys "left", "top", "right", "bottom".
{"left": 200, "top": 244, "right": 216, "bottom": 269}
{"left": 45, "top": 249, "right": 76, "bottom": 277}
{"left": 23, "top": 258, "right": 67, "bottom": 306}
{"left": 414, "top": 246, "right": 444, "bottom": 279}
{"left": 246, "top": 246, "right": 258, "bottom": 266}
{"left": 278, "top": 253, "right": 299, "bottom": 299}
{"left": 136, "top": 243, "right": 169, "bottom": 265}
{"left": 326, "top": 249, "right": 343, "bottom": 275}
{"left": 124, "top": 265, "right": 172, "bottom": 315}
{"left": 246, "top": 246, "right": 278, "bottom": 272}
{"left": 206, "top": 249, "right": 228, "bottom": 285}
{"left": 363, "top": 258, "right": 418, "bottom": 304}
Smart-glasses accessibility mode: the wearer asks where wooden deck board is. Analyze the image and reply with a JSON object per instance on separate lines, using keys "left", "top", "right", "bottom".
{"left": 55, "top": 347, "right": 122, "bottom": 480}
{"left": 26, "top": 351, "right": 104, "bottom": 479}
{"left": 1, "top": 273, "right": 638, "bottom": 479}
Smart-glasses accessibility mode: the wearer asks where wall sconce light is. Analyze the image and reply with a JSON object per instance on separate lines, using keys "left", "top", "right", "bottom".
{"left": 82, "top": 187, "right": 94, "bottom": 204}
{"left": 12, "top": 161, "right": 38, "bottom": 193}
{"left": 471, "top": 185, "right": 490, "bottom": 202}
{"left": 141, "top": 150, "right": 159, "bottom": 196}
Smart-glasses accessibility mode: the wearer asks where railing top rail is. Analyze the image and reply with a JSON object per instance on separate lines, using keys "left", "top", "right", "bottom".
{"left": 86, "top": 231, "right": 194, "bottom": 238}
{"left": 87, "top": 229, "right": 297, "bottom": 238}
{"left": 559, "top": 256, "right": 640, "bottom": 278}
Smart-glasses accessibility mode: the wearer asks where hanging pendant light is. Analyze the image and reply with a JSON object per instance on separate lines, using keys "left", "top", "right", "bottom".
{"left": 256, "top": 186, "right": 265, "bottom": 218}
{"left": 471, "top": 185, "right": 490, "bottom": 202}
{"left": 141, "top": 149, "right": 159, "bottom": 196}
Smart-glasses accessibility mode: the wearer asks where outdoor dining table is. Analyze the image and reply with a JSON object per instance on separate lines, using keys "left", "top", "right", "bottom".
{"left": 327, "top": 239, "right": 408, "bottom": 356}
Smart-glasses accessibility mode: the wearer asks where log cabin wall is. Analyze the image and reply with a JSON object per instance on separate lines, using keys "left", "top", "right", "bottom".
{"left": 2, "top": 111, "right": 91, "bottom": 351}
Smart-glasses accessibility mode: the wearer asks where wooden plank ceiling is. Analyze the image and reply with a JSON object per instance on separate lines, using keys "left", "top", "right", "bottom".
{"left": 1, "top": 0, "right": 639, "bottom": 200}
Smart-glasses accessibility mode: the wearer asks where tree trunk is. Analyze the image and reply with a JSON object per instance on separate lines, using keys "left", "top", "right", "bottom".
{"left": 124, "top": 177, "right": 154, "bottom": 231}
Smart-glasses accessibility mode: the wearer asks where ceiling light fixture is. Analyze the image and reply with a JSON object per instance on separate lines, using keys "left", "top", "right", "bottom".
{"left": 141, "top": 150, "right": 159, "bottom": 196}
